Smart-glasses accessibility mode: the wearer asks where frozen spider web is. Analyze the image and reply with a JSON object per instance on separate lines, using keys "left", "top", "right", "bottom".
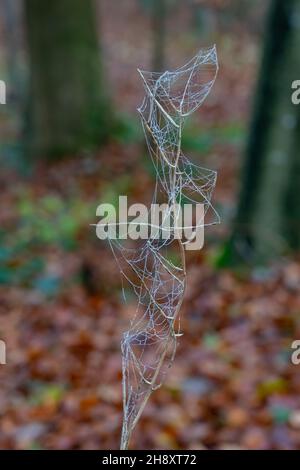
{"left": 103, "top": 46, "right": 219, "bottom": 449}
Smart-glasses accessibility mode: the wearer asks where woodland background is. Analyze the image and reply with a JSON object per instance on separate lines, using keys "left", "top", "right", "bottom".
{"left": 0, "top": 0, "right": 300, "bottom": 450}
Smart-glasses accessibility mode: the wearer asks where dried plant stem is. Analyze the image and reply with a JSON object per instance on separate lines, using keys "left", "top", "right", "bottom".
{"left": 120, "top": 125, "right": 186, "bottom": 450}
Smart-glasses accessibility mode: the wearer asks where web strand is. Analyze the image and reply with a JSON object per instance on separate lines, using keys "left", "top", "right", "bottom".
{"left": 103, "top": 46, "right": 219, "bottom": 449}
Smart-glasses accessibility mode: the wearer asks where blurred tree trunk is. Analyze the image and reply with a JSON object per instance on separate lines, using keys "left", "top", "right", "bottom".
{"left": 152, "top": 0, "right": 167, "bottom": 71}
{"left": 283, "top": 103, "right": 300, "bottom": 249}
{"left": 25, "top": 0, "right": 112, "bottom": 159}
{"left": 221, "top": 0, "right": 300, "bottom": 265}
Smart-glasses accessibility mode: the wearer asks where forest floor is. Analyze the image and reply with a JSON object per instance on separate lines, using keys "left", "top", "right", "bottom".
{"left": 1, "top": 0, "right": 300, "bottom": 450}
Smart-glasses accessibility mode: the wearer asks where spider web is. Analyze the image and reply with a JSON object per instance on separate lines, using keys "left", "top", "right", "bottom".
{"left": 104, "top": 46, "right": 219, "bottom": 448}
